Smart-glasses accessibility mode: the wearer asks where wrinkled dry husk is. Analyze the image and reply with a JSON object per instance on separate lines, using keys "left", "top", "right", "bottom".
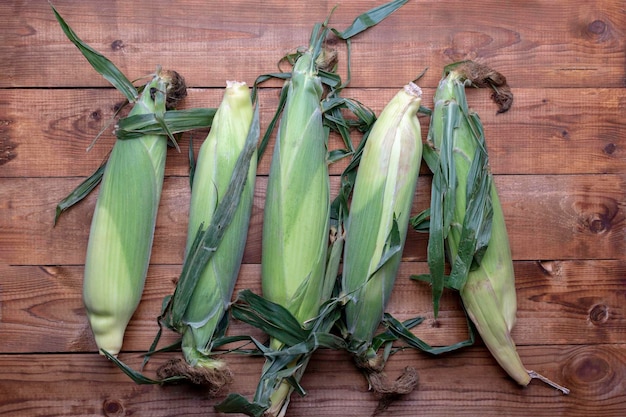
{"left": 368, "top": 367, "right": 419, "bottom": 416}
{"left": 355, "top": 356, "right": 419, "bottom": 416}
{"left": 454, "top": 61, "right": 513, "bottom": 113}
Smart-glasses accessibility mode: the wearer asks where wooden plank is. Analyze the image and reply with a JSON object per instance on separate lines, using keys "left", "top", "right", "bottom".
{"left": 1, "top": 174, "right": 623, "bottom": 267}
{"left": 1, "top": 86, "right": 624, "bottom": 179}
{"left": 1, "top": 260, "right": 623, "bottom": 354}
{"left": 1, "top": 0, "right": 624, "bottom": 88}
{"left": 0, "top": 344, "right": 623, "bottom": 416}
{"left": 1, "top": 0, "right": 625, "bottom": 415}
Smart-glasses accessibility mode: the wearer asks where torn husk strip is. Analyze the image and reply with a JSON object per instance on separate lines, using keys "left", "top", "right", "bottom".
{"left": 528, "top": 371, "right": 570, "bottom": 394}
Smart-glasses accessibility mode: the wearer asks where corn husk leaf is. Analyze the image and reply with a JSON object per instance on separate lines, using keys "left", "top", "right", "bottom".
{"left": 188, "top": 135, "right": 196, "bottom": 188}
{"left": 50, "top": 5, "right": 216, "bottom": 224}
{"left": 231, "top": 290, "right": 309, "bottom": 347}
{"left": 217, "top": 3, "right": 408, "bottom": 415}
{"left": 161, "top": 104, "right": 260, "bottom": 331}
{"left": 255, "top": 82, "right": 288, "bottom": 160}
{"left": 116, "top": 108, "right": 216, "bottom": 140}
{"left": 54, "top": 159, "right": 106, "bottom": 225}
{"left": 217, "top": 290, "right": 345, "bottom": 416}
{"left": 417, "top": 90, "right": 494, "bottom": 317}
{"left": 381, "top": 313, "right": 475, "bottom": 354}
{"left": 54, "top": 107, "right": 216, "bottom": 224}
{"left": 101, "top": 349, "right": 185, "bottom": 385}
{"left": 332, "top": 0, "right": 409, "bottom": 39}
{"left": 409, "top": 207, "right": 430, "bottom": 233}
{"left": 51, "top": 4, "right": 137, "bottom": 102}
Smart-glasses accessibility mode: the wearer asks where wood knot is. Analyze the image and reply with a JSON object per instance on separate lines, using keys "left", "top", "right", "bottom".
{"left": 574, "top": 198, "right": 619, "bottom": 235}
{"left": 588, "top": 304, "right": 609, "bottom": 325}
{"left": 90, "top": 110, "right": 102, "bottom": 122}
{"left": 573, "top": 355, "right": 611, "bottom": 383}
{"left": 111, "top": 39, "right": 125, "bottom": 51}
{"left": 112, "top": 100, "right": 127, "bottom": 113}
{"left": 603, "top": 143, "right": 617, "bottom": 155}
{"left": 588, "top": 20, "right": 607, "bottom": 35}
{"left": 588, "top": 216, "right": 608, "bottom": 233}
{"left": 103, "top": 399, "right": 125, "bottom": 416}
{"left": 1, "top": 121, "right": 17, "bottom": 166}
{"left": 537, "top": 260, "right": 562, "bottom": 277}
{"left": 563, "top": 347, "right": 618, "bottom": 391}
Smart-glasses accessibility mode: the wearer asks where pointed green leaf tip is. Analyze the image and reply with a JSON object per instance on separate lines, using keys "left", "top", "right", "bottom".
{"left": 333, "top": 0, "right": 410, "bottom": 39}
{"left": 50, "top": 3, "right": 137, "bottom": 102}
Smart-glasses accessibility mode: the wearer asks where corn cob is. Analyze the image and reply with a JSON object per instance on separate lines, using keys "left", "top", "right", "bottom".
{"left": 215, "top": 3, "right": 412, "bottom": 413}
{"left": 155, "top": 81, "right": 255, "bottom": 388}
{"left": 341, "top": 83, "right": 423, "bottom": 372}
{"left": 83, "top": 69, "right": 186, "bottom": 356}
{"left": 259, "top": 41, "right": 332, "bottom": 416}
{"left": 426, "top": 61, "right": 568, "bottom": 393}
{"left": 262, "top": 50, "right": 330, "bottom": 333}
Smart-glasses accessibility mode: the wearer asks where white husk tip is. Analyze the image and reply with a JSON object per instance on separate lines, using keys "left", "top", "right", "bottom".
{"left": 226, "top": 80, "right": 247, "bottom": 88}
{"left": 405, "top": 82, "right": 422, "bottom": 98}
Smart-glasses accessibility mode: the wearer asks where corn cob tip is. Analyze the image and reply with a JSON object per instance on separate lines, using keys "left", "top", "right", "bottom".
{"left": 88, "top": 318, "right": 125, "bottom": 357}
{"left": 404, "top": 82, "right": 422, "bottom": 98}
{"left": 226, "top": 80, "right": 247, "bottom": 89}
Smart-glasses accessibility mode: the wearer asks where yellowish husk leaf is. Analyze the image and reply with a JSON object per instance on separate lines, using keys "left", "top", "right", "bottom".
{"left": 182, "top": 80, "right": 256, "bottom": 364}
{"left": 342, "top": 83, "right": 423, "bottom": 354}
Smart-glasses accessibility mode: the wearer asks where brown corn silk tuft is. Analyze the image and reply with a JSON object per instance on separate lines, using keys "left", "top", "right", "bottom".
{"left": 156, "top": 358, "right": 233, "bottom": 395}
{"left": 354, "top": 355, "right": 419, "bottom": 413}
{"left": 161, "top": 70, "right": 188, "bottom": 109}
{"left": 365, "top": 366, "right": 419, "bottom": 416}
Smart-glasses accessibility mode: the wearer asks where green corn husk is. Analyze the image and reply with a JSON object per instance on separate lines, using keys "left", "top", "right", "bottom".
{"left": 83, "top": 69, "right": 186, "bottom": 356}
{"left": 262, "top": 51, "right": 329, "bottom": 329}
{"left": 341, "top": 83, "right": 423, "bottom": 382}
{"left": 259, "top": 37, "right": 332, "bottom": 417}
{"left": 424, "top": 61, "right": 568, "bottom": 393}
{"left": 214, "top": 3, "right": 411, "bottom": 415}
{"left": 155, "top": 81, "right": 256, "bottom": 389}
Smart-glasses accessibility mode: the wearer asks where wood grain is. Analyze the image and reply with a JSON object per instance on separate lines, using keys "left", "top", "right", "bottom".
{"left": 1, "top": 1, "right": 624, "bottom": 88}
{"left": 1, "top": 174, "right": 624, "bottom": 266}
{"left": 1, "top": 0, "right": 625, "bottom": 416}
{"left": 0, "top": 260, "right": 624, "bottom": 354}
{"left": 0, "top": 87, "right": 624, "bottom": 179}
{"left": 0, "top": 345, "right": 623, "bottom": 417}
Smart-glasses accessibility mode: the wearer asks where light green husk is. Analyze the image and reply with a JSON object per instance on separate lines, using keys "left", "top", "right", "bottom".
{"left": 155, "top": 81, "right": 256, "bottom": 390}
{"left": 426, "top": 61, "right": 568, "bottom": 393}
{"left": 341, "top": 83, "right": 423, "bottom": 371}
{"left": 83, "top": 69, "right": 185, "bottom": 356}
{"left": 260, "top": 47, "right": 332, "bottom": 416}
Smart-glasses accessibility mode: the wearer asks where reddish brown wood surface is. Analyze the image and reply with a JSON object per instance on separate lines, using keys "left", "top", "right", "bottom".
{"left": 1, "top": 0, "right": 625, "bottom": 416}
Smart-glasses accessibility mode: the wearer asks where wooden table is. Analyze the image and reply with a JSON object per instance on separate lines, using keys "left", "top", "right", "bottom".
{"left": 1, "top": 0, "right": 624, "bottom": 416}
